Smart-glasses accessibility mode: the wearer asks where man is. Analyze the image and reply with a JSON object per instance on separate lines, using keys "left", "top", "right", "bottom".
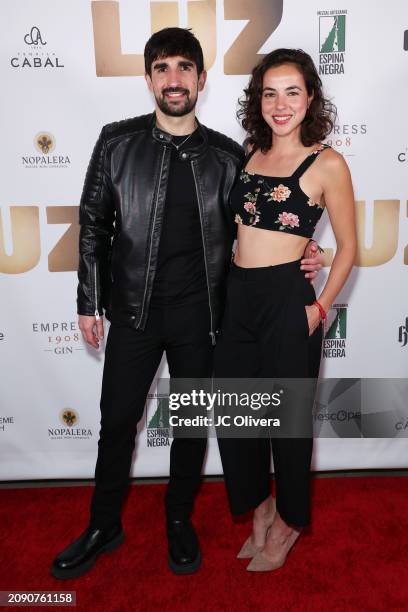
{"left": 51, "top": 27, "right": 322, "bottom": 579}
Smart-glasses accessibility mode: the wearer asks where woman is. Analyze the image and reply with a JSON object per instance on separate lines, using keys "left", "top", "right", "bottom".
{"left": 215, "top": 49, "right": 357, "bottom": 571}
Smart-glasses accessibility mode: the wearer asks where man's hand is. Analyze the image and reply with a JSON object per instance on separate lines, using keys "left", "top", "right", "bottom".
{"left": 79, "top": 315, "right": 104, "bottom": 349}
{"left": 301, "top": 240, "right": 324, "bottom": 281}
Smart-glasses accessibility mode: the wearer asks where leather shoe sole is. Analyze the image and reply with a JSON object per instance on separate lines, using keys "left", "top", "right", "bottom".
{"left": 167, "top": 549, "right": 202, "bottom": 575}
{"left": 51, "top": 530, "right": 125, "bottom": 580}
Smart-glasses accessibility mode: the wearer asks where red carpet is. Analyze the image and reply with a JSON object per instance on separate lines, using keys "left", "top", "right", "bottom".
{"left": 1, "top": 477, "right": 407, "bottom": 611}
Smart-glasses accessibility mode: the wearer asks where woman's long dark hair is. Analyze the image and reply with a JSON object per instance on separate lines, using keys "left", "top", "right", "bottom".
{"left": 238, "top": 48, "right": 336, "bottom": 152}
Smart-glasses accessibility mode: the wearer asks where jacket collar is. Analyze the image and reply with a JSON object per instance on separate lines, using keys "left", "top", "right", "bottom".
{"left": 150, "top": 112, "right": 208, "bottom": 159}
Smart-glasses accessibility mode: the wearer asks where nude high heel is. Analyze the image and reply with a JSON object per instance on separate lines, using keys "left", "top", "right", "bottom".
{"left": 246, "top": 528, "right": 301, "bottom": 571}
{"left": 237, "top": 497, "right": 276, "bottom": 559}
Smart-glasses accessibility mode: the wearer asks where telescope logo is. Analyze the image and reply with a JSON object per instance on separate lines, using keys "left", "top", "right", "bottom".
{"left": 22, "top": 132, "right": 71, "bottom": 169}
{"left": 146, "top": 393, "right": 170, "bottom": 448}
{"left": 318, "top": 10, "right": 347, "bottom": 75}
{"left": 398, "top": 318, "right": 408, "bottom": 347}
{"left": 323, "top": 304, "right": 347, "bottom": 359}
{"left": 48, "top": 409, "right": 93, "bottom": 440}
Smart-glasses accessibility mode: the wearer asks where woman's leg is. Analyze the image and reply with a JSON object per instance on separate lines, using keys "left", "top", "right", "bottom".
{"left": 215, "top": 269, "right": 272, "bottom": 519}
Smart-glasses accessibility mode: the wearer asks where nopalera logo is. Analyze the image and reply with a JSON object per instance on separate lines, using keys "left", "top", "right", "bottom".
{"left": 146, "top": 393, "right": 170, "bottom": 447}
{"left": 35, "top": 132, "right": 55, "bottom": 154}
{"left": 318, "top": 10, "right": 347, "bottom": 75}
{"left": 22, "top": 132, "right": 71, "bottom": 169}
{"left": 323, "top": 304, "right": 347, "bottom": 358}
{"left": 60, "top": 408, "right": 78, "bottom": 427}
{"left": 48, "top": 408, "right": 92, "bottom": 439}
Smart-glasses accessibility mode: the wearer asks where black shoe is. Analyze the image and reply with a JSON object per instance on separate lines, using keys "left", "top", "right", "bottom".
{"left": 51, "top": 523, "right": 124, "bottom": 580}
{"left": 166, "top": 519, "right": 201, "bottom": 575}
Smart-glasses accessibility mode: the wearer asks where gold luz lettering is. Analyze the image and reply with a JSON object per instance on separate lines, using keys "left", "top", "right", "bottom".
{"left": 0, "top": 201, "right": 406, "bottom": 273}
{"left": 91, "top": 0, "right": 283, "bottom": 76}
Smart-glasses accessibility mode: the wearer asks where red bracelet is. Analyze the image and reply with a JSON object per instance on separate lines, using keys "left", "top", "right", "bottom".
{"left": 313, "top": 300, "right": 327, "bottom": 321}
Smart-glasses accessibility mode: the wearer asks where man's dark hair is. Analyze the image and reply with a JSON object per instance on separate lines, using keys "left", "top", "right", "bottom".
{"left": 144, "top": 27, "right": 204, "bottom": 76}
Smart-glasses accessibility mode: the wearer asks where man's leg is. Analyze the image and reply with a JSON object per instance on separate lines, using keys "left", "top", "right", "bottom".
{"left": 163, "top": 300, "right": 213, "bottom": 573}
{"left": 90, "top": 320, "right": 164, "bottom": 528}
{"left": 51, "top": 315, "right": 164, "bottom": 579}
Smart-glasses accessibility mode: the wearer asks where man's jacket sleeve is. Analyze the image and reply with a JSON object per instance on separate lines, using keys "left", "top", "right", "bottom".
{"left": 76, "top": 127, "right": 115, "bottom": 316}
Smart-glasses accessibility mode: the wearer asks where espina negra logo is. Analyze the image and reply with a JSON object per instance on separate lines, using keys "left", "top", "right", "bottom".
{"left": 22, "top": 132, "right": 71, "bottom": 169}
{"left": 323, "top": 304, "right": 347, "bottom": 358}
{"left": 48, "top": 409, "right": 92, "bottom": 440}
{"left": 318, "top": 10, "right": 347, "bottom": 75}
{"left": 147, "top": 393, "right": 170, "bottom": 447}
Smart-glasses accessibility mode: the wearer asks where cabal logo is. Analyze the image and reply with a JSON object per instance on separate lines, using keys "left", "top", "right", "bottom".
{"left": 323, "top": 304, "right": 347, "bottom": 358}
{"left": 398, "top": 317, "right": 408, "bottom": 347}
{"left": 32, "top": 321, "right": 83, "bottom": 355}
{"left": 11, "top": 26, "right": 64, "bottom": 69}
{"left": 22, "top": 133, "right": 71, "bottom": 169}
{"left": 146, "top": 393, "right": 170, "bottom": 447}
{"left": 24, "top": 26, "right": 47, "bottom": 46}
{"left": 48, "top": 408, "right": 92, "bottom": 440}
{"left": 318, "top": 10, "right": 347, "bottom": 75}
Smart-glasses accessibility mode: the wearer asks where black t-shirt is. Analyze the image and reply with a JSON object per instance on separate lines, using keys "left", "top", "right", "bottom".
{"left": 150, "top": 129, "right": 208, "bottom": 306}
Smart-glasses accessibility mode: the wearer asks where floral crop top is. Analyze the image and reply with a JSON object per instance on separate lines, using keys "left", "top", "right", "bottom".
{"left": 231, "top": 144, "right": 330, "bottom": 239}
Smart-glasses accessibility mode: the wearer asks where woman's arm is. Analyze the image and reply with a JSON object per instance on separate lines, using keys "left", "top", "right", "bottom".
{"left": 306, "top": 150, "right": 357, "bottom": 333}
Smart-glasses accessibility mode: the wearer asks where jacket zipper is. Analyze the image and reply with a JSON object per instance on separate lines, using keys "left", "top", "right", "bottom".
{"left": 93, "top": 261, "right": 100, "bottom": 320}
{"left": 191, "top": 160, "right": 216, "bottom": 346}
{"left": 136, "top": 146, "right": 166, "bottom": 328}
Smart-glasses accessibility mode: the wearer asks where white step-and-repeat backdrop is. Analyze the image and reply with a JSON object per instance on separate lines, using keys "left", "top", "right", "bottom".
{"left": 1, "top": 0, "right": 407, "bottom": 479}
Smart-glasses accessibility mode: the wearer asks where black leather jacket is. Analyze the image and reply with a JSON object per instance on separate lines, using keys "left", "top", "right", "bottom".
{"left": 77, "top": 112, "right": 244, "bottom": 343}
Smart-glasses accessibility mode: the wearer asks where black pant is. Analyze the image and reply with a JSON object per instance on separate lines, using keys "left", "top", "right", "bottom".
{"left": 90, "top": 299, "right": 213, "bottom": 528}
{"left": 215, "top": 260, "right": 323, "bottom": 528}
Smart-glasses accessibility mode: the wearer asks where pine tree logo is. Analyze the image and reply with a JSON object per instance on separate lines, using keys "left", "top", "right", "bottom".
{"left": 325, "top": 307, "right": 347, "bottom": 340}
{"left": 148, "top": 395, "right": 169, "bottom": 429}
{"left": 320, "top": 15, "right": 346, "bottom": 53}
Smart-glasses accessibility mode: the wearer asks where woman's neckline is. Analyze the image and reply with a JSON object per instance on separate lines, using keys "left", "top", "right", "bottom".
{"left": 244, "top": 143, "right": 327, "bottom": 179}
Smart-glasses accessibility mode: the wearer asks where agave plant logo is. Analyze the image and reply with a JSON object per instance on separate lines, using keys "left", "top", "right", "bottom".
{"left": 319, "top": 15, "right": 346, "bottom": 53}
{"left": 325, "top": 307, "right": 347, "bottom": 340}
{"left": 148, "top": 396, "right": 169, "bottom": 429}
{"left": 35, "top": 132, "right": 55, "bottom": 154}
{"left": 60, "top": 408, "right": 78, "bottom": 427}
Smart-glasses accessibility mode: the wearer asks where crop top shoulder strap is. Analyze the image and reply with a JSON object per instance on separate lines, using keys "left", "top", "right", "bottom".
{"left": 243, "top": 144, "right": 258, "bottom": 167}
{"left": 291, "top": 144, "right": 331, "bottom": 179}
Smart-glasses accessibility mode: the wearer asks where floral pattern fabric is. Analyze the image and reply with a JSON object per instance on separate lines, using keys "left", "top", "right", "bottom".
{"left": 232, "top": 144, "right": 330, "bottom": 238}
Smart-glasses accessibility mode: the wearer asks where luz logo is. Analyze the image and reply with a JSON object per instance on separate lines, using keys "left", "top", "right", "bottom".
{"left": 398, "top": 318, "right": 408, "bottom": 347}
{"left": 24, "top": 26, "right": 46, "bottom": 46}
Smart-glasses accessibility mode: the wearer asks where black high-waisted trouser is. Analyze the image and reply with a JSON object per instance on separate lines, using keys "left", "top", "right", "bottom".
{"left": 214, "top": 259, "right": 323, "bottom": 528}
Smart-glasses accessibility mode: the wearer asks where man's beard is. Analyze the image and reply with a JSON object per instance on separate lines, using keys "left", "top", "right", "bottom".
{"left": 156, "top": 87, "right": 197, "bottom": 117}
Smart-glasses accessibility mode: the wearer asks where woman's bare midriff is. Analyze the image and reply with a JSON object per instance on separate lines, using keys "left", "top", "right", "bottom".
{"left": 234, "top": 225, "right": 310, "bottom": 268}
